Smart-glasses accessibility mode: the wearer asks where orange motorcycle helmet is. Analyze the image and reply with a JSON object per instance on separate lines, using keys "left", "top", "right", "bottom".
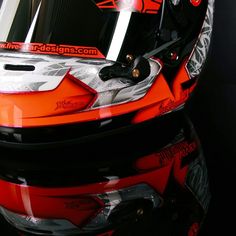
{"left": 0, "top": 0, "right": 214, "bottom": 235}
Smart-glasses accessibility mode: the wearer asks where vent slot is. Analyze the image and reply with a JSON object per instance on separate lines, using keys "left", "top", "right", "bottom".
{"left": 4, "top": 64, "right": 35, "bottom": 71}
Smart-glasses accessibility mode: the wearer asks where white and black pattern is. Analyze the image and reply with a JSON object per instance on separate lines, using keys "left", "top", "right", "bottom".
{"left": 85, "top": 184, "right": 162, "bottom": 230}
{"left": 0, "top": 52, "right": 161, "bottom": 108}
{"left": 0, "top": 53, "right": 69, "bottom": 92}
{"left": 186, "top": 150, "right": 211, "bottom": 213}
{"left": 186, "top": 0, "right": 215, "bottom": 78}
{"left": 88, "top": 60, "right": 161, "bottom": 108}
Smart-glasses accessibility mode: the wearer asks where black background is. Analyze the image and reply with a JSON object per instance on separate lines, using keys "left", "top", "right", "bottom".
{"left": 186, "top": 0, "right": 236, "bottom": 235}
{"left": 0, "top": 0, "right": 235, "bottom": 235}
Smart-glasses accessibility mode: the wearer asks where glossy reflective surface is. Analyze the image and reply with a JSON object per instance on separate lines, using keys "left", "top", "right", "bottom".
{"left": 0, "top": 111, "right": 210, "bottom": 235}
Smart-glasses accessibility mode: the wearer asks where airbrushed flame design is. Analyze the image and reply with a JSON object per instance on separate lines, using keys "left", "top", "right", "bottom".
{"left": 0, "top": 0, "right": 214, "bottom": 115}
{"left": 69, "top": 59, "right": 161, "bottom": 108}
{"left": 0, "top": 53, "right": 161, "bottom": 108}
{"left": 0, "top": 54, "right": 71, "bottom": 92}
{"left": 186, "top": 0, "right": 215, "bottom": 78}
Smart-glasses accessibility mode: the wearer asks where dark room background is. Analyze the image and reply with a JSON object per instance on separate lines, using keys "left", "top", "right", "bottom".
{"left": 186, "top": 0, "right": 236, "bottom": 235}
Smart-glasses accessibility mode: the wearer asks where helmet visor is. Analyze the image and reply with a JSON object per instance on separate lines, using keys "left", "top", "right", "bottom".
{"left": 0, "top": 0, "right": 162, "bottom": 62}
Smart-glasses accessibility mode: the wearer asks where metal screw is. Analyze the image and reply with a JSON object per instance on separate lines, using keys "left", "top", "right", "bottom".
{"left": 126, "top": 54, "right": 134, "bottom": 63}
{"left": 190, "top": 0, "right": 202, "bottom": 7}
{"left": 137, "top": 208, "right": 144, "bottom": 216}
{"left": 170, "top": 52, "right": 179, "bottom": 61}
{"left": 132, "top": 68, "right": 140, "bottom": 78}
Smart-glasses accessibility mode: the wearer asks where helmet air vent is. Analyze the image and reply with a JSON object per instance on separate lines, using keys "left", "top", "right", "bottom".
{"left": 4, "top": 64, "right": 35, "bottom": 71}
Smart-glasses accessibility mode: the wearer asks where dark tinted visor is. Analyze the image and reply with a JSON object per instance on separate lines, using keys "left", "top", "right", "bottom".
{"left": 0, "top": 0, "right": 162, "bottom": 62}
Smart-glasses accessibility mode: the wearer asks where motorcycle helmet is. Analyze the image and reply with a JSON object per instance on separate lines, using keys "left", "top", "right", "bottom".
{"left": 0, "top": 0, "right": 215, "bottom": 235}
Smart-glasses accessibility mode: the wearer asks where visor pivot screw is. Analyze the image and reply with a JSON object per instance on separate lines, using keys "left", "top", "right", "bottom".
{"left": 126, "top": 54, "right": 134, "bottom": 63}
{"left": 190, "top": 0, "right": 202, "bottom": 7}
{"left": 137, "top": 208, "right": 144, "bottom": 216}
{"left": 170, "top": 52, "right": 179, "bottom": 61}
{"left": 132, "top": 68, "right": 140, "bottom": 78}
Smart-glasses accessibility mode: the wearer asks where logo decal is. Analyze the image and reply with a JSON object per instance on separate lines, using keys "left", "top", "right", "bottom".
{"left": 95, "top": 0, "right": 163, "bottom": 14}
{"left": 55, "top": 100, "right": 86, "bottom": 111}
{"left": 0, "top": 42, "right": 105, "bottom": 59}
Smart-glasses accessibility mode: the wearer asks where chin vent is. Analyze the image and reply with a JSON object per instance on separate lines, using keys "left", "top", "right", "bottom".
{"left": 4, "top": 64, "right": 35, "bottom": 71}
